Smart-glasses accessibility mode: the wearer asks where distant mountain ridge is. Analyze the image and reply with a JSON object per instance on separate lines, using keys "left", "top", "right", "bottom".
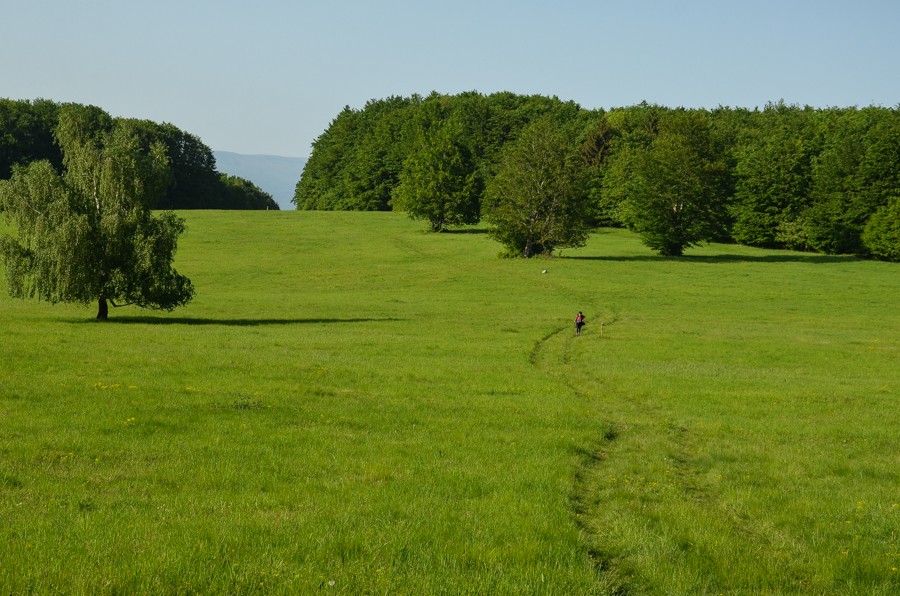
{"left": 214, "top": 151, "right": 306, "bottom": 210}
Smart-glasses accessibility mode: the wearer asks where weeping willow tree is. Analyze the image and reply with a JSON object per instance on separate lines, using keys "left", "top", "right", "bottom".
{"left": 0, "top": 105, "right": 194, "bottom": 320}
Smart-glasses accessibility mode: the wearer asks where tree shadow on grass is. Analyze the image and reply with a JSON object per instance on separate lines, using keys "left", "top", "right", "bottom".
{"left": 441, "top": 227, "right": 491, "bottom": 235}
{"left": 562, "top": 253, "right": 859, "bottom": 264}
{"left": 71, "top": 316, "right": 403, "bottom": 326}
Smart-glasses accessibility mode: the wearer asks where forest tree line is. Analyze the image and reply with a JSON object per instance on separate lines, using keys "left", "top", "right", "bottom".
{"left": 295, "top": 92, "right": 900, "bottom": 260}
{"left": 0, "top": 99, "right": 279, "bottom": 211}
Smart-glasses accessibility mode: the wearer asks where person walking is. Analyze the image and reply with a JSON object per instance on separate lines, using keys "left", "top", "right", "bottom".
{"left": 574, "top": 311, "right": 585, "bottom": 336}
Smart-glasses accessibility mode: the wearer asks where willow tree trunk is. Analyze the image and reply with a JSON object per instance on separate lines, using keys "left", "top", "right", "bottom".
{"left": 97, "top": 298, "right": 109, "bottom": 321}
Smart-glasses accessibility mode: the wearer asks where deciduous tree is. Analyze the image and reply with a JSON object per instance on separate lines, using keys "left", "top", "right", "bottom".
{"left": 393, "top": 119, "right": 481, "bottom": 232}
{"left": 484, "top": 117, "right": 589, "bottom": 257}
{"left": 617, "top": 110, "right": 730, "bottom": 256}
{"left": 0, "top": 106, "right": 194, "bottom": 320}
{"left": 0, "top": 98, "right": 63, "bottom": 180}
{"left": 731, "top": 103, "right": 819, "bottom": 247}
{"left": 805, "top": 107, "right": 900, "bottom": 254}
{"left": 862, "top": 196, "right": 900, "bottom": 261}
{"left": 219, "top": 173, "right": 279, "bottom": 210}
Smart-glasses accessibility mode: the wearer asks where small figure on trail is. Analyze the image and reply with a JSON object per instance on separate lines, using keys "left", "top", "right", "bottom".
{"left": 574, "top": 311, "right": 585, "bottom": 336}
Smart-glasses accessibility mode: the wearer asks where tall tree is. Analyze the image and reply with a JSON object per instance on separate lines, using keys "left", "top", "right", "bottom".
{"left": 803, "top": 107, "right": 900, "bottom": 254}
{"left": 295, "top": 97, "right": 420, "bottom": 211}
{"left": 731, "top": 103, "right": 819, "bottom": 247}
{"left": 294, "top": 106, "right": 361, "bottom": 209}
{"left": 392, "top": 113, "right": 482, "bottom": 231}
{"left": 617, "top": 110, "right": 730, "bottom": 256}
{"left": 344, "top": 96, "right": 420, "bottom": 211}
{"left": 484, "top": 117, "right": 589, "bottom": 257}
{"left": 596, "top": 103, "right": 668, "bottom": 228}
{"left": 0, "top": 106, "right": 194, "bottom": 320}
{"left": 579, "top": 111, "right": 621, "bottom": 226}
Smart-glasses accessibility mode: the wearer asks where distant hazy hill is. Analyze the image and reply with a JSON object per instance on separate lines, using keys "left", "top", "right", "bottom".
{"left": 214, "top": 151, "right": 306, "bottom": 210}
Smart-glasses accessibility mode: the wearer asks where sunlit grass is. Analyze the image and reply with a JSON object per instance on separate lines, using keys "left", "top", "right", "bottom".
{"left": 0, "top": 211, "right": 897, "bottom": 593}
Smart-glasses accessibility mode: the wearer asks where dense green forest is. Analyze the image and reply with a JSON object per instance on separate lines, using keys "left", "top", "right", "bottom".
{"left": 296, "top": 92, "right": 900, "bottom": 260}
{"left": 0, "top": 99, "right": 278, "bottom": 210}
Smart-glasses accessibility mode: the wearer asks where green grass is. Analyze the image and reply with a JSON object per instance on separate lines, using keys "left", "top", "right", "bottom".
{"left": 1, "top": 211, "right": 898, "bottom": 594}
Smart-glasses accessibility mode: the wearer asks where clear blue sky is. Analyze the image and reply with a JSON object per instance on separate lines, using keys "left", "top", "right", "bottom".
{"left": 3, "top": 0, "right": 898, "bottom": 158}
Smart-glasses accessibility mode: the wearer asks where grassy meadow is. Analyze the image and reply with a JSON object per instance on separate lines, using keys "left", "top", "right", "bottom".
{"left": 1, "top": 211, "right": 898, "bottom": 594}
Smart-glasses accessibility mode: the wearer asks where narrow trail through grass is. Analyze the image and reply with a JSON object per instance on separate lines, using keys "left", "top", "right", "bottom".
{"left": 528, "top": 317, "right": 626, "bottom": 590}
{"left": 525, "top": 233, "right": 899, "bottom": 594}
